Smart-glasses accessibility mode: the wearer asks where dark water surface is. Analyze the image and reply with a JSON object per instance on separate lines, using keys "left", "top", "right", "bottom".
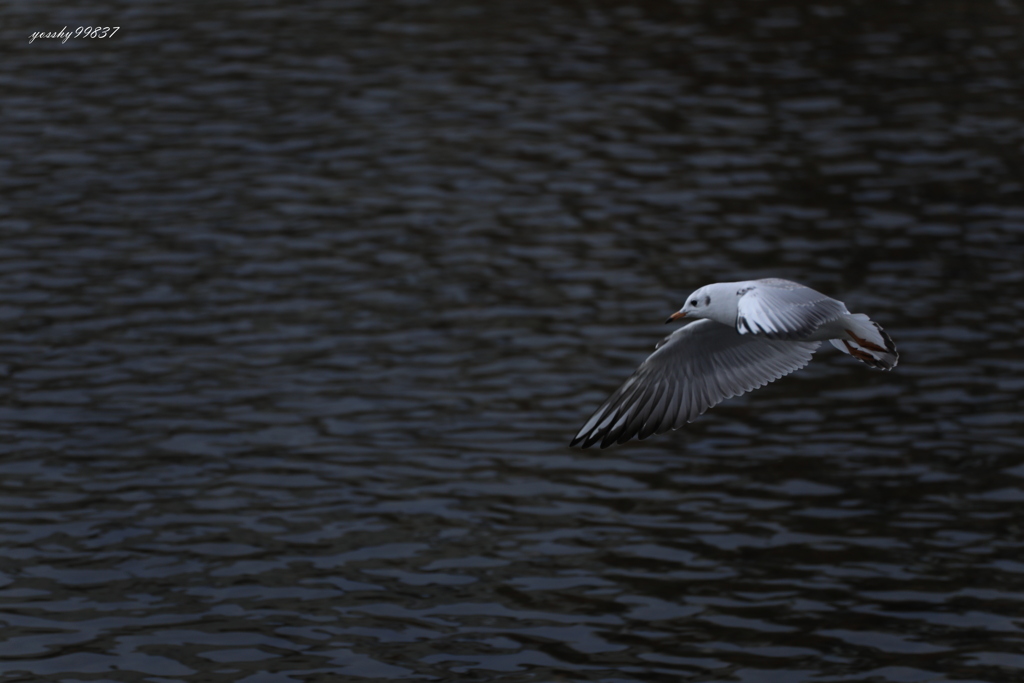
{"left": 3, "top": 0, "right": 1024, "bottom": 680}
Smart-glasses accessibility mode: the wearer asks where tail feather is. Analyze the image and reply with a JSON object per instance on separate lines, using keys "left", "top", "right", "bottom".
{"left": 829, "top": 314, "right": 898, "bottom": 370}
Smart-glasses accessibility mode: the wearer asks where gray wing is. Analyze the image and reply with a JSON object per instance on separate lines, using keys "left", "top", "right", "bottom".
{"left": 736, "top": 279, "right": 849, "bottom": 340}
{"left": 570, "top": 319, "right": 820, "bottom": 449}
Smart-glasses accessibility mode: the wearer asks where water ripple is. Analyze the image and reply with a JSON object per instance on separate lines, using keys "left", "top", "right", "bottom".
{"left": 2, "top": 0, "right": 1024, "bottom": 680}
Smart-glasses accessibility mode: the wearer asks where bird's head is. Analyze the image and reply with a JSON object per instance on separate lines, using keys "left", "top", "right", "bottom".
{"left": 665, "top": 286, "right": 714, "bottom": 324}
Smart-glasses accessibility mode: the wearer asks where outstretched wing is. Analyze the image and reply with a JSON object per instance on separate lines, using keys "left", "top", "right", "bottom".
{"left": 736, "top": 279, "right": 849, "bottom": 340}
{"left": 570, "top": 319, "right": 820, "bottom": 449}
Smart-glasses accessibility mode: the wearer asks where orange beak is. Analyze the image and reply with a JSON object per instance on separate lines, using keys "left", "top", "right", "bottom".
{"left": 665, "top": 311, "right": 687, "bottom": 324}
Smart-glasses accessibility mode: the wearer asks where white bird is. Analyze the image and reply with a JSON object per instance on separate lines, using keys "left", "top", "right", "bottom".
{"left": 570, "top": 278, "right": 898, "bottom": 449}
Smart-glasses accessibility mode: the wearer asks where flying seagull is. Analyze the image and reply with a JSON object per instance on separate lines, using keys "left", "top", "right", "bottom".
{"left": 570, "top": 278, "right": 898, "bottom": 449}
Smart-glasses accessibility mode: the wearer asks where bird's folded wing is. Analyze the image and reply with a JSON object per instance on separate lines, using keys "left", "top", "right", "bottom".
{"left": 571, "top": 319, "right": 820, "bottom": 449}
{"left": 735, "top": 279, "right": 849, "bottom": 339}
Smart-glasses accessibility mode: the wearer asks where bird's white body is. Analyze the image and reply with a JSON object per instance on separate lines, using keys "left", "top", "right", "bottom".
{"left": 679, "top": 279, "right": 897, "bottom": 357}
{"left": 571, "top": 278, "right": 898, "bottom": 449}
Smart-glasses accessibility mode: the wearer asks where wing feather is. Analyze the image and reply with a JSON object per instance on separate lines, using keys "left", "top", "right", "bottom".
{"left": 570, "top": 319, "right": 820, "bottom": 448}
{"left": 736, "top": 279, "right": 848, "bottom": 340}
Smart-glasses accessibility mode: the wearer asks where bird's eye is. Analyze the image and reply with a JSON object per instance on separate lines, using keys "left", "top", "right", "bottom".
{"left": 690, "top": 299, "right": 698, "bottom": 306}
